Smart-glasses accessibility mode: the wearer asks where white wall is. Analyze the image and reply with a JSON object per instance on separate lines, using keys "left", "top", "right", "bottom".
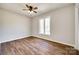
{"left": 74, "top": 4, "right": 79, "bottom": 50}
{"left": 78, "top": 10, "right": 79, "bottom": 49}
{"left": 0, "top": 8, "right": 31, "bottom": 43}
{"left": 0, "top": 5, "right": 75, "bottom": 47}
{"left": 32, "top": 5, "right": 75, "bottom": 46}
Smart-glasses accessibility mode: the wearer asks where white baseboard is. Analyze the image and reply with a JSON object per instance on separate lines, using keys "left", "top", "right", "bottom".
{"left": 32, "top": 35, "right": 74, "bottom": 47}
{"left": 0, "top": 35, "right": 74, "bottom": 47}
{"left": 0, "top": 35, "right": 31, "bottom": 43}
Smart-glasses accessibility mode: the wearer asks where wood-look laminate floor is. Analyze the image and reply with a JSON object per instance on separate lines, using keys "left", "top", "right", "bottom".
{"left": 0, "top": 36, "right": 79, "bottom": 55}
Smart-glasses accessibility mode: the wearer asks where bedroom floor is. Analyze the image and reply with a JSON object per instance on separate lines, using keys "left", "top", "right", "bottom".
{"left": 0, "top": 36, "right": 78, "bottom": 55}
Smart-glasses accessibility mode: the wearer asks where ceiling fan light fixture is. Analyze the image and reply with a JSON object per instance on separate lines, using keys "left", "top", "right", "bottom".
{"left": 22, "top": 4, "right": 38, "bottom": 14}
{"left": 28, "top": 11, "right": 33, "bottom": 14}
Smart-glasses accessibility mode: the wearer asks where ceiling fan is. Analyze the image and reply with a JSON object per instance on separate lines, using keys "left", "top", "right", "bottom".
{"left": 22, "top": 4, "right": 38, "bottom": 13}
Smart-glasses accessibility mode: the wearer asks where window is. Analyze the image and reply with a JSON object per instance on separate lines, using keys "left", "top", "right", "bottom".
{"left": 45, "top": 17, "right": 50, "bottom": 35}
{"left": 39, "top": 17, "right": 50, "bottom": 35}
{"left": 39, "top": 19, "right": 44, "bottom": 34}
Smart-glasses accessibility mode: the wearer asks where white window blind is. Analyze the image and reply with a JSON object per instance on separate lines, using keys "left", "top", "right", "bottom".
{"left": 45, "top": 17, "right": 50, "bottom": 35}
{"left": 39, "top": 19, "right": 44, "bottom": 34}
{"left": 39, "top": 17, "right": 50, "bottom": 35}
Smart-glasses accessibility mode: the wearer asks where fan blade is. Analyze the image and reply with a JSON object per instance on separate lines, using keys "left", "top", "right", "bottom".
{"left": 34, "top": 7, "right": 38, "bottom": 10}
{"left": 22, "top": 9, "right": 28, "bottom": 11}
{"left": 33, "top": 11, "right": 37, "bottom": 13}
{"left": 26, "top": 4, "right": 29, "bottom": 8}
